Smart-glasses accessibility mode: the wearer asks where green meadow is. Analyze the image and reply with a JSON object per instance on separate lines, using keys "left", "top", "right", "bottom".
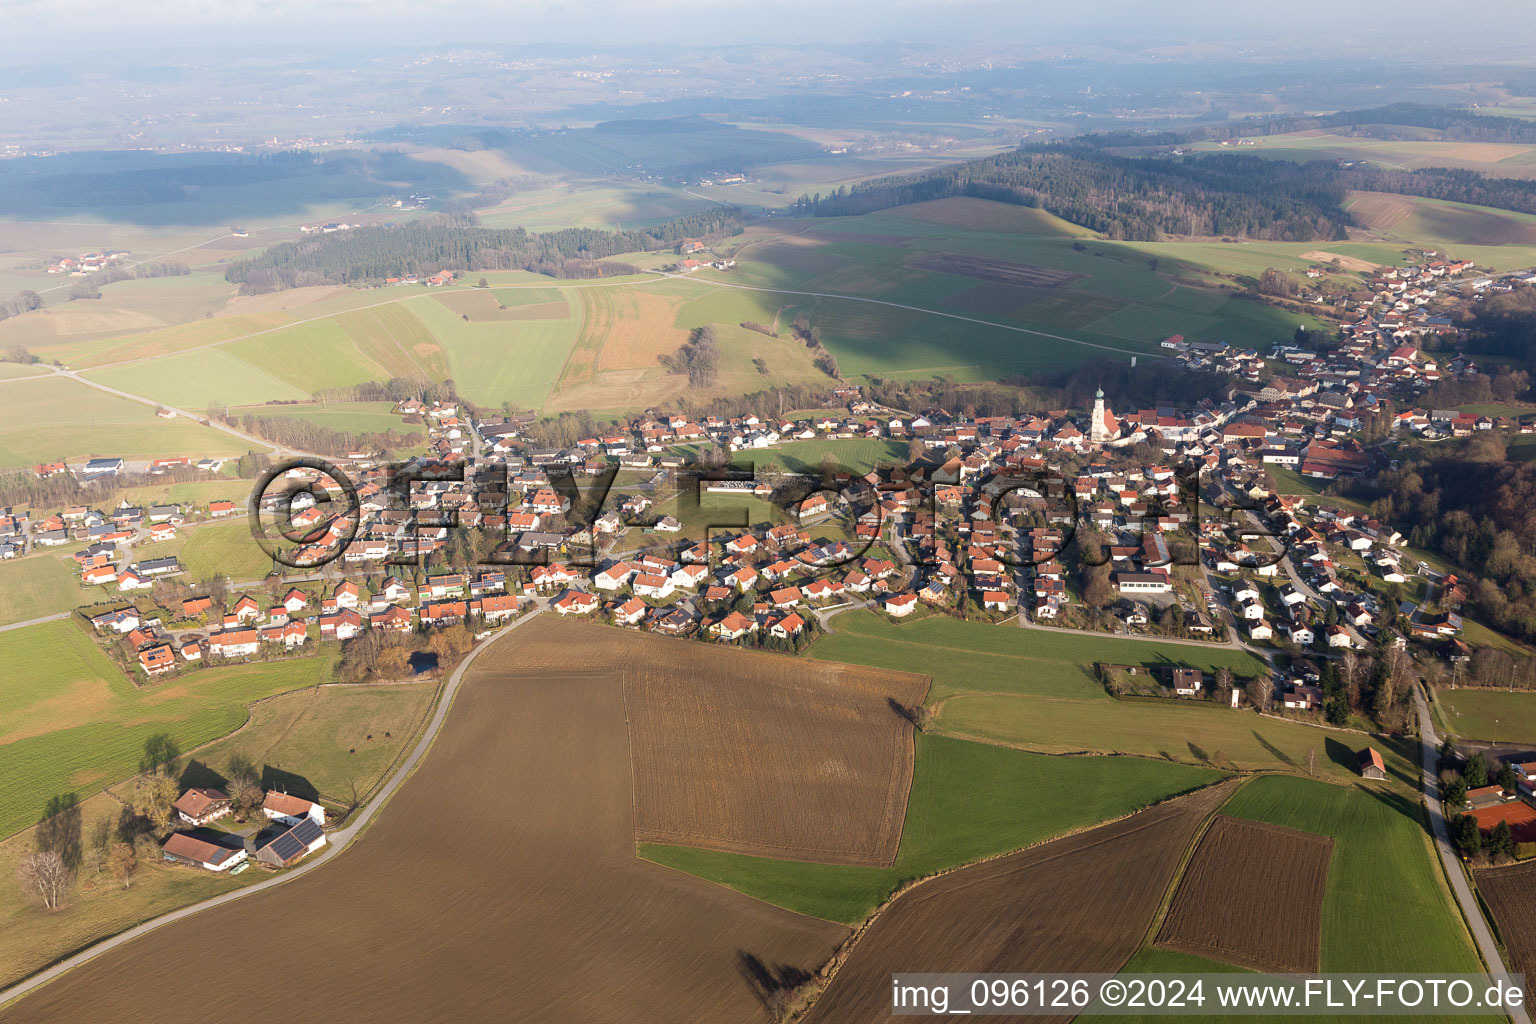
{"left": 0, "top": 619, "right": 341, "bottom": 840}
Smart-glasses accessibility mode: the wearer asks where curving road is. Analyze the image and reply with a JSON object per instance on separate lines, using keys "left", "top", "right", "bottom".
{"left": 0, "top": 598, "right": 548, "bottom": 1014}
{"left": 1415, "top": 684, "right": 1530, "bottom": 1024}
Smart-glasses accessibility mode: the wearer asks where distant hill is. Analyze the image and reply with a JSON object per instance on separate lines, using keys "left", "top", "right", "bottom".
{"left": 794, "top": 145, "right": 1351, "bottom": 242}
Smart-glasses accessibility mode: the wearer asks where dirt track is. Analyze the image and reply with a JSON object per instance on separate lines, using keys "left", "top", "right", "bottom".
{"left": 802, "top": 780, "right": 1236, "bottom": 1024}
{"left": 0, "top": 625, "right": 850, "bottom": 1023}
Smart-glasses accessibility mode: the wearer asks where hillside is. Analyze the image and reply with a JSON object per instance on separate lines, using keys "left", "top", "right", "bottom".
{"left": 793, "top": 146, "right": 1352, "bottom": 242}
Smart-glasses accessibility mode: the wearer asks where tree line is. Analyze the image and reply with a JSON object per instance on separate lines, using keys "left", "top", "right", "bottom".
{"left": 236, "top": 413, "right": 421, "bottom": 458}
{"left": 225, "top": 208, "right": 743, "bottom": 293}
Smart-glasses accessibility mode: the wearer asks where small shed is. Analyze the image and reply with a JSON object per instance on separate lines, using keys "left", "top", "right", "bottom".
{"left": 1358, "top": 746, "right": 1387, "bottom": 781}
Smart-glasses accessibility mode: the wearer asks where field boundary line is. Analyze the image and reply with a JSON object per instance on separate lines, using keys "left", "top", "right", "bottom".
{"left": 1135, "top": 781, "right": 1260, "bottom": 958}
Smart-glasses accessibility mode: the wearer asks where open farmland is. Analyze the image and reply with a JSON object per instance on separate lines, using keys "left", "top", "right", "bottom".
{"left": 431, "top": 288, "right": 569, "bottom": 322}
{"left": 801, "top": 781, "right": 1236, "bottom": 1024}
{"left": 623, "top": 640, "right": 927, "bottom": 865}
{"left": 1157, "top": 815, "right": 1333, "bottom": 972}
{"left": 1475, "top": 861, "right": 1536, "bottom": 1004}
{"left": 0, "top": 373, "right": 242, "bottom": 469}
{"left": 501, "top": 620, "right": 928, "bottom": 866}
{"left": 910, "top": 251, "right": 1085, "bottom": 287}
{"left": 641, "top": 734, "right": 1220, "bottom": 924}
{"left": 1190, "top": 131, "right": 1536, "bottom": 178}
{"left": 0, "top": 619, "right": 340, "bottom": 841}
{"left": 409, "top": 288, "right": 583, "bottom": 410}
{"left": 1220, "top": 775, "right": 1480, "bottom": 973}
{"left": 0, "top": 624, "right": 848, "bottom": 1024}
{"left": 806, "top": 612, "right": 1410, "bottom": 787}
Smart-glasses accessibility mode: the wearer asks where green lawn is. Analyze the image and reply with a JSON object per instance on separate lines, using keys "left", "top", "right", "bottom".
{"left": 811, "top": 611, "right": 1267, "bottom": 702}
{"left": 809, "top": 612, "right": 1411, "bottom": 787}
{"left": 0, "top": 553, "right": 84, "bottom": 627}
{"left": 0, "top": 618, "right": 342, "bottom": 840}
{"left": 642, "top": 732, "right": 1220, "bottom": 924}
{"left": 188, "top": 681, "right": 438, "bottom": 807}
{"left": 1432, "top": 686, "right": 1536, "bottom": 745}
{"left": 752, "top": 438, "right": 909, "bottom": 474}
{"left": 164, "top": 519, "right": 279, "bottom": 581}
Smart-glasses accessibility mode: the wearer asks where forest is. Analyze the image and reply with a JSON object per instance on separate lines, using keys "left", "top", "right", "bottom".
{"left": 793, "top": 145, "right": 1351, "bottom": 241}
{"left": 1352, "top": 435, "right": 1536, "bottom": 642}
{"left": 225, "top": 208, "right": 742, "bottom": 292}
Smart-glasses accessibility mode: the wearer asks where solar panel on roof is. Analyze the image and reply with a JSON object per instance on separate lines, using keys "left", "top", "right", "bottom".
{"left": 290, "top": 818, "right": 323, "bottom": 846}
{"left": 267, "top": 831, "right": 304, "bottom": 862}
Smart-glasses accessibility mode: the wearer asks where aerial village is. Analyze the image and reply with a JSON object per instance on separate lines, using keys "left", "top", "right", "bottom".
{"left": 4, "top": 253, "right": 1535, "bottom": 871}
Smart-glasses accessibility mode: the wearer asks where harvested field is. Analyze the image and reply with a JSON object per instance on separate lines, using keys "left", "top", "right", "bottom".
{"left": 0, "top": 620, "right": 849, "bottom": 1023}
{"left": 1347, "top": 191, "right": 1416, "bottom": 232}
{"left": 1476, "top": 861, "right": 1536, "bottom": 1003}
{"left": 621, "top": 632, "right": 929, "bottom": 865}
{"left": 910, "top": 251, "right": 1085, "bottom": 288}
{"left": 1299, "top": 250, "right": 1383, "bottom": 273}
{"left": 802, "top": 780, "right": 1235, "bottom": 1024}
{"left": 1468, "top": 801, "right": 1536, "bottom": 843}
{"left": 1156, "top": 815, "right": 1332, "bottom": 972}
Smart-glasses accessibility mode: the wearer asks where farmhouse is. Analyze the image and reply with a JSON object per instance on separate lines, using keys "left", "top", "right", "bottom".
{"left": 162, "top": 832, "right": 247, "bottom": 872}
{"left": 263, "top": 791, "right": 326, "bottom": 827}
{"left": 174, "top": 788, "right": 231, "bottom": 826}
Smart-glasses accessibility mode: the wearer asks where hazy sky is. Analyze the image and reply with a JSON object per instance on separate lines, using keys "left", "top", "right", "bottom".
{"left": 4, "top": 0, "right": 1535, "bottom": 54}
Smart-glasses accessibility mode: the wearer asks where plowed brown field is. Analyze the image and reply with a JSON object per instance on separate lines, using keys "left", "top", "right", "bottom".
{"left": 1157, "top": 815, "right": 1333, "bottom": 972}
{"left": 621, "top": 634, "right": 927, "bottom": 864}
{"left": 801, "top": 780, "right": 1235, "bottom": 1024}
{"left": 1476, "top": 860, "right": 1536, "bottom": 1004}
{"left": 0, "top": 620, "right": 867, "bottom": 1023}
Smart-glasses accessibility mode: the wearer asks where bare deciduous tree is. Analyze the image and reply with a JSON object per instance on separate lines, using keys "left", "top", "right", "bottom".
{"left": 17, "top": 850, "right": 69, "bottom": 910}
{"left": 108, "top": 842, "right": 137, "bottom": 889}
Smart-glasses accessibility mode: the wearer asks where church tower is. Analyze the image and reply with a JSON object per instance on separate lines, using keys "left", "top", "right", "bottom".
{"left": 1089, "top": 387, "right": 1109, "bottom": 444}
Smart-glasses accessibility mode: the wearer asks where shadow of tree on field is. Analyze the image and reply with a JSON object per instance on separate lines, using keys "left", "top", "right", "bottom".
{"left": 260, "top": 766, "right": 319, "bottom": 804}
{"left": 738, "top": 950, "right": 814, "bottom": 1017}
{"left": 1325, "top": 735, "right": 1366, "bottom": 775}
{"left": 1253, "top": 730, "right": 1296, "bottom": 768}
{"left": 178, "top": 759, "right": 228, "bottom": 792}
{"left": 1187, "top": 741, "right": 1210, "bottom": 764}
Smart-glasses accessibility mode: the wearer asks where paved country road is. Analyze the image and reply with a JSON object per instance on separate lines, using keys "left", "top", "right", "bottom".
{"left": 1415, "top": 684, "right": 1531, "bottom": 1024}
{"left": 0, "top": 598, "right": 548, "bottom": 1013}
{"left": 0, "top": 612, "right": 70, "bottom": 635}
